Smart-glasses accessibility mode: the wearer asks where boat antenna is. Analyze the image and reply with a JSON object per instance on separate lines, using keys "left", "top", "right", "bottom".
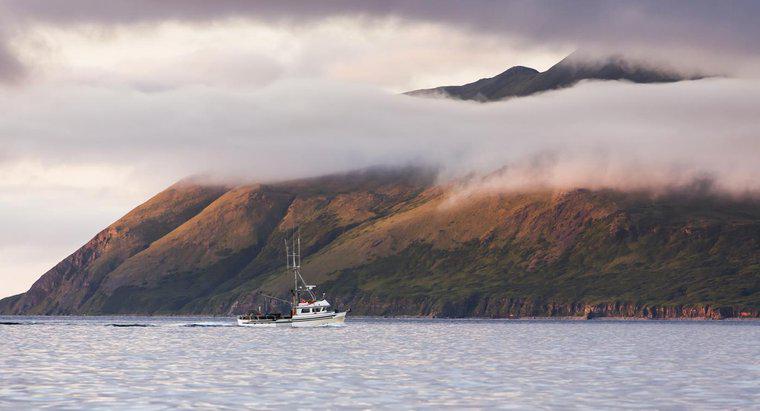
{"left": 286, "top": 226, "right": 316, "bottom": 302}
{"left": 297, "top": 227, "right": 301, "bottom": 269}
{"left": 286, "top": 236, "right": 296, "bottom": 314}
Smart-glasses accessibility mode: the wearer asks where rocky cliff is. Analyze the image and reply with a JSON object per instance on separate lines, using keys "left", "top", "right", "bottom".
{"left": 1, "top": 167, "right": 758, "bottom": 318}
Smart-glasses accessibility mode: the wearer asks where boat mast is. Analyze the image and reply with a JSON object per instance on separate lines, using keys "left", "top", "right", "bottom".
{"left": 293, "top": 231, "right": 299, "bottom": 302}
{"left": 286, "top": 228, "right": 316, "bottom": 305}
{"left": 286, "top": 238, "right": 296, "bottom": 315}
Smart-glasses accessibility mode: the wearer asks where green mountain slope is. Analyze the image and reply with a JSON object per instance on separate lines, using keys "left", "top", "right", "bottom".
{"left": 1, "top": 168, "right": 758, "bottom": 318}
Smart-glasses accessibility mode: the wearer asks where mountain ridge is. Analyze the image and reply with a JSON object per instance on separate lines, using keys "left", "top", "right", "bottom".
{"left": 2, "top": 167, "right": 758, "bottom": 319}
{"left": 406, "top": 52, "right": 703, "bottom": 101}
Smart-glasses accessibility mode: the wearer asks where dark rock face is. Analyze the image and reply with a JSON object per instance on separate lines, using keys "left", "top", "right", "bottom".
{"left": 1, "top": 168, "right": 758, "bottom": 319}
{"left": 406, "top": 65, "right": 540, "bottom": 101}
{"left": 328, "top": 295, "right": 756, "bottom": 320}
{"left": 406, "top": 52, "right": 702, "bottom": 102}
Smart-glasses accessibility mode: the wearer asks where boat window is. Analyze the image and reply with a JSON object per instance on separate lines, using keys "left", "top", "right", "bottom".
{"left": 301, "top": 308, "right": 311, "bottom": 313}
{"left": 314, "top": 307, "right": 322, "bottom": 312}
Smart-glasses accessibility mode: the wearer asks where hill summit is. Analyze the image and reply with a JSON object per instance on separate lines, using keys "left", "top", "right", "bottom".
{"left": 1, "top": 167, "right": 757, "bottom": 319}
{"left": 406, "top": 52, "right": 702, "bottom": 101}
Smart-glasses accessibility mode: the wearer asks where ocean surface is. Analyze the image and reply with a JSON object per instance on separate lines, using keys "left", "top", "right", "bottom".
{"left": 1, "top": 316, "right": 758, "bottom": 410}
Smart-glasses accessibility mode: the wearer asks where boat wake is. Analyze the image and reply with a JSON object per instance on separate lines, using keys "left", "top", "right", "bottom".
{"left": 179, "top": 322, "right": 234, "bottom": 328}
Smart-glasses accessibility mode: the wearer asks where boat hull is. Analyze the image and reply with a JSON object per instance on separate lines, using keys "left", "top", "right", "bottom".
{"left": 291, "top": 311, "right": 347, "bottom": 328}
{"left": 236, "top": 318, "right": 291, "bottom": 327}
{"left": 236, "top": 311, "right": 347, "bottom": 328}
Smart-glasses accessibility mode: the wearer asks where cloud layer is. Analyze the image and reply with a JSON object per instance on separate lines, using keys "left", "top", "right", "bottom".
{"left": 2, "top": 77, "right": 758, "bottom": 192}
{"left": 2, "top": 0, "right": 760, "bottom": 84}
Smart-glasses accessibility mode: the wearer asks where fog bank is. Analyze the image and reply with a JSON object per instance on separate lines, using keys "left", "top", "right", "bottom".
{"left": 2, "top": 77, "right": 758, "bottom": 194}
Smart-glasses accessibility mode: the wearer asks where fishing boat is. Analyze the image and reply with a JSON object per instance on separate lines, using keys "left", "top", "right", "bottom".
{"left": 237, "top": 231, "right": 348, "bottom": 328}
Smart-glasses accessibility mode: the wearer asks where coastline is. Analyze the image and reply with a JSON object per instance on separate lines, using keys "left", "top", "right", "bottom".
{"left": 1, "top": 314, "right": 758, "bottom": 322}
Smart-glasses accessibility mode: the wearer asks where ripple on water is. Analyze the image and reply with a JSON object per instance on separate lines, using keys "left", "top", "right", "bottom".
{"left": 0, "top": 316, "right": 758, "bottom": 409}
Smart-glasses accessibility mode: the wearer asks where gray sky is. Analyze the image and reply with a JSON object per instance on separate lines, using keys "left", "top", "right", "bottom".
{"left": 1, "top": 1, "right": 759, "bottom": 298}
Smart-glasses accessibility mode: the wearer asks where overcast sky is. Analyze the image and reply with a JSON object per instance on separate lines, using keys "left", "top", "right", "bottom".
{"left": 1, "top": 1, "right": 759, "bottom": 298}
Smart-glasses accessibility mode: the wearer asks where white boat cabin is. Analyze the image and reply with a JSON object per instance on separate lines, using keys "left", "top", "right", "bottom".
{"left": 294, "top": 299, "right": 334, "bottom": 316}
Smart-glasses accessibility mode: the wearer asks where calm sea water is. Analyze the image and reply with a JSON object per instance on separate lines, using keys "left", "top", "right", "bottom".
{"left": 1, "top": 316, "right": 758, "bottom": 410}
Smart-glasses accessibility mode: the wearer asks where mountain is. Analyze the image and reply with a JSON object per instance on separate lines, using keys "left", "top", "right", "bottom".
{"left": 2, "top": 167, "right": 758, "bottom": 319}
{"left": 406, "top": 52, "right": 701, "bottom": 101}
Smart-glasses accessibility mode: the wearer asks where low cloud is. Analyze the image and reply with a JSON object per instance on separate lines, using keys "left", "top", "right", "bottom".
{"left": 0, "top": 34, "right": 26, "bottom": 84}
{"left": 1, "top": 77, "right": 758, "bottom": 194}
